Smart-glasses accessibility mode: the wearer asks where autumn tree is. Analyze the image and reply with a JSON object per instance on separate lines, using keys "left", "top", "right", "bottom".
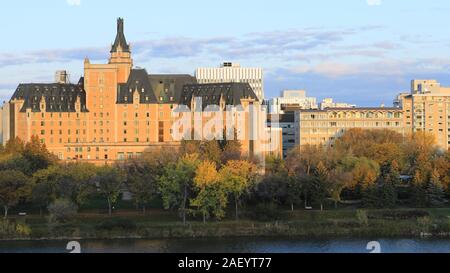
{"left": 220, "top": 160, "right": 257, "bottom": 220}
{"left": 191, "top": 160, "right": 227, "bottom": 223}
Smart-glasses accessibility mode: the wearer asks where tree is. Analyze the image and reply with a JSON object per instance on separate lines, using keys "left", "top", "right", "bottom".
{"left": 92, "top": 166, "right": 124, "bottom": 216}
{"left": 159, "top": 154, "right": 200, "bottom": 224}
{"left": 191, "top": 160, "right": 227, "bottom": 223}
{"left": 265, "top": 155, "right": 287, "bottom": 175}
{"left": 410, "top": 170, "right": 427, "bottom": 207}
{"left": 254, "top": 174, "right": 289, "bottom": 206}
{"left": 47, "top": 198, "right": 77, "bottom": 223}
{"left": 200, "top": 141, "right": 222, "bottom": 165}
{"left": 287, "top": 175, "right": 303, "bottom": 211}
{"left": 0, "top": 170, "right": 31, "bottom": 218}
{"left": 62, "top": 163, "right": 98, "bottom": 206}
{"left": 425, "top": 170, "right": 447, "bottom": 207}
{"left": 220, "top": 160, "right": 257, "bottom": 220}
{"left": 22, "top": 135, "right": 57, "bottom": 173}
{"left": 125, "top": 159, "right": 158, "bottom": 214}
{"left": 311, "top": 161, "right": 329, "bottom": 211}
{"left": 220, "top": 140, "right": 242, "bottom": 164}
{"left": 327, "top": 169, "right": 351, "bottom": 209}
{"left": 31, "top": 165, "right": 62, "bottom": 205}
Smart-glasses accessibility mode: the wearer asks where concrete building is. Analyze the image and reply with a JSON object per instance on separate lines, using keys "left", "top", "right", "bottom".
{"left": 398, "top": 80, "right": 450, "bottom": 151}
{"left": 320, "top": 98, "right": 356, "bottom": 110}
{"left": 295, "top": 107, "right": 406, "bottom": 147}
{"left": 267, "top": 112, "right": 295, "bottom": 158}
{"left": 0, "top": 19, "right": 281, "bottom": 163}
{"left": 267, "top": 90, "right": 317, "bottom": 114}
{"left": 195, "top": 62, "right": 264, "bottom": 101}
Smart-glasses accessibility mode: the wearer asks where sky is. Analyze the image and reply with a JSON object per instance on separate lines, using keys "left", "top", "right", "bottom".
{"left": 1, "top": 0, "right": 450, "bottom": 106}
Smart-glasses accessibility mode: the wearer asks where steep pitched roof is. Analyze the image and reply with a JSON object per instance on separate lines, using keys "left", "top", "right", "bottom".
{"left": 148, "top": 74, "right": 197, "bottom": 104}
{"left": 117, "top": 69, "right": 157, "bottom": 104}
{"left": 10, "top": 80, "right": 88, "bottom": 113}
{"left": 179, "top": 82, "right": 258, "bottom": 109}
{"left": 111, "top": 18, "right": 130, "bottom": 53}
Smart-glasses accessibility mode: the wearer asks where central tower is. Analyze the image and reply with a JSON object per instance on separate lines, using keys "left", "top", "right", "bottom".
{"left": 109, "top": 17, "right": 133, "bottom": 83}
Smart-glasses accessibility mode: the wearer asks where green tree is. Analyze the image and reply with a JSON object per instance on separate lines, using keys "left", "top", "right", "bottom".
{"left": 47, "top": 198, "right": 77, "bottom": 223}
{"left": 311, "top": 161, "right": 329, "bottom": 211}
{"left": 0, "top": 170, "right": 31, "bottom": 218}
{"left": 125, "top": 160, "right": 158, "bottom": 214}
{"left": 158, "top": 154, "right": 200, "bottom": 224}
{"left": 425, "top": 170, "right": 447, "bottom": 207}
{"left": 92, "top": 166, "right": 124, "bottom": 216}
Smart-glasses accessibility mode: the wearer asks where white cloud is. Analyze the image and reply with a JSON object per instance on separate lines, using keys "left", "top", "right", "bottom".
{"left": 67, "top": 0, "right": 81, "bottom": 6}
{"left": 367, "top": 0, "right": 382, "bottom": 6}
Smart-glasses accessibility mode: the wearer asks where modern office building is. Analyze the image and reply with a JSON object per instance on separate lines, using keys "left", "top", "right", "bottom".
{"left": 0, "top": 19, "right": 281, "bottom": 163}
{"left": 267, "top": 112, "right": 295, "bottom": 158}
{"left": 397, "top": 80, "right": 450, "bottom": 151}
{"left": 195, "top": 62, "right": 264, "bottom": 101}
{"left": 267, "top": 90, "right": 317, "bottom": 114}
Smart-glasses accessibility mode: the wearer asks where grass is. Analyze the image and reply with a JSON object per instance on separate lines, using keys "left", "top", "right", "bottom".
{"left": 2, "top": 206, "right": 449, "bottom": 240}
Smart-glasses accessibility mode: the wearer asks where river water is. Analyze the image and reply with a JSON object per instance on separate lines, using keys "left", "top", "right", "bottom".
{"left": 0, "top": 237, "right": 449, "bottom": 253}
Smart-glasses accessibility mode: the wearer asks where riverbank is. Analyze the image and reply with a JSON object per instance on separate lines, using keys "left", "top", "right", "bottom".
{"left": 2, "top": 208, "right": 450, "bottom": 240}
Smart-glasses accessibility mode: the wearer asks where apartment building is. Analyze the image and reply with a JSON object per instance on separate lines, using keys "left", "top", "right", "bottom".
{"left": 399, "top": 80, "right": 450, "bottom": 151}
{"left": 295, "top": 107, "right": 406, "bottom": 147}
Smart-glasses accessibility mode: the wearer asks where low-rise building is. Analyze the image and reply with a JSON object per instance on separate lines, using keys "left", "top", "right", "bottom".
{"left": 295, "top": 107, "right": 405, "bottom": 147}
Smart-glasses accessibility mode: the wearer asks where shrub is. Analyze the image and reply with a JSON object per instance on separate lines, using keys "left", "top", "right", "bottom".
{"left": 248, "top": 203, "right": 286, "bottom": 221}
{"left": 417, "top": 216, "right": 433, "bottom": 234}
{"left": 96, "top": 217, "right": 137, "bottom": 231}
{"left": 0, "top": 220, "right": 31, "bottom": 238}
{"left": 356, "top": 209, "right": 368, "bottom": 226}
{"left": 369, "top": 209, "right": 429, "bottom": 220}
{"left": 48, "top": 198, "right": 77, "bottom": 223}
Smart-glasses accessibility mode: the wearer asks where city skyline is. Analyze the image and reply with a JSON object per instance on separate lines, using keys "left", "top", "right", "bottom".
{"left": 1, "top": 0, "right": 450, "bottom": 106}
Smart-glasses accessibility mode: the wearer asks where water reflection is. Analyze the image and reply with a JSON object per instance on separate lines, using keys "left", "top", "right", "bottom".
{"left": 0, "top": 237, "right": 449, "bottom": 253}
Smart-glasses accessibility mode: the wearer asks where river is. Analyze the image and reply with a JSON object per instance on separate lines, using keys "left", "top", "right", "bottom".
{"left": 0, "top": 237, "right": 449, "bottom": 253}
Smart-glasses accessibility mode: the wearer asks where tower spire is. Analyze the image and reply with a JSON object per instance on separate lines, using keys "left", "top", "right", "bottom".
{"left": 111, "top": 18, "right": 130, "bottom": 53}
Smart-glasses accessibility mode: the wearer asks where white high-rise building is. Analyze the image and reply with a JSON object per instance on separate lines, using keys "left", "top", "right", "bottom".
{"left": 195, "top": 62, "right": 264, "bottom": 100}
{"left": 267, "top": 90, "right": 318, "bottom": 114}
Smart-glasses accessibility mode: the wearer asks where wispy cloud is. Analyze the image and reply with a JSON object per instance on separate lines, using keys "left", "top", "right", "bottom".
{"left": 0, "top": 26, "right": 381, "bottom": 67}
{"left": 67, "top": 0, "right": 81, "bottom": 6}
{"left": 367, "top": 0, "right": 382, "bottom": 6}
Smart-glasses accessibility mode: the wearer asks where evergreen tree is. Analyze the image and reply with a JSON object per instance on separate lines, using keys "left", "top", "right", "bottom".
{"left": 409, "top": 170, "right": 427, "bottom": 207}
{"left": 425, "top": 170, "right": 447, "bottom": 207}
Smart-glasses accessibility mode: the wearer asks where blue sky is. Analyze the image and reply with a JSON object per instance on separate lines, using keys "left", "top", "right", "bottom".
{"left": 1, "top": 0, "right": 450, "bottom": 106}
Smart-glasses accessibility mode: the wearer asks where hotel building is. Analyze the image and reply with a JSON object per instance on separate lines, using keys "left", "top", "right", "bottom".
{"left": 0, "top": 19, "right": 281, "bottom": 163}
